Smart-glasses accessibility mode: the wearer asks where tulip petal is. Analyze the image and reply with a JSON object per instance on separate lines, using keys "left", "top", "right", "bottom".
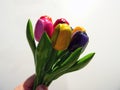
{"left": 34, "top": 19, "right": 44, "bottom": 42}
{"left": 44, "top": 21, "right": 54, "bottom": 38}
{"left": 40, "top": 15, "right": 52, "bottom": 22}
{"left": 40, "top": 18, "right": 54, "bottom": 38}
{"left": 72, "top": 26, "right": 86, "bottom": 35}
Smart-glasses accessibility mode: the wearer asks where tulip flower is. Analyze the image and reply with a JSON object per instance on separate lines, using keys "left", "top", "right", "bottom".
{"left": 54, "top": 18, "right": 69, "bottom": 28}
{"left": 34, "top": 16, "right": 53, "bottom": 42}
{"left": 51, "top": 24, "right": 72, "bottom": 50}
{"left": 68, "top": 26, "right": 89, "bottom": 52}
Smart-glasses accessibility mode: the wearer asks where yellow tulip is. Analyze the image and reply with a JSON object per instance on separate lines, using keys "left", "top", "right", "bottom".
{"left": 51, "top": 24, "right": 72, "bottom": 50}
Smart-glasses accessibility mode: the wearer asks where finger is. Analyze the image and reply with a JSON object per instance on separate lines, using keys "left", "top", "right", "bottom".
{"left": 14, "top": 83, "right": 24, "bottom": 90}
{"left": 23, "top": 74, "right": 35, "bottom": 89}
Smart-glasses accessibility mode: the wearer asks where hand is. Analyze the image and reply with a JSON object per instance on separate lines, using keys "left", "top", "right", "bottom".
{"left": 14, "top": 74, "right": 48, "bottom": 90}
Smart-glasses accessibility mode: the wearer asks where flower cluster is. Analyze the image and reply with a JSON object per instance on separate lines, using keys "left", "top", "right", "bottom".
{"left": 34, "top": 15, "right": 89, "bottom": 52}
{"left": 26, "top": 15, "right": 95, "bottom": 90}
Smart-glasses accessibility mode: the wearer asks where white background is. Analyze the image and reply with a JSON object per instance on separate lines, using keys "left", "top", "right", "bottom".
{"left": 0, "top": 0, "right": 120, "bottom": 90}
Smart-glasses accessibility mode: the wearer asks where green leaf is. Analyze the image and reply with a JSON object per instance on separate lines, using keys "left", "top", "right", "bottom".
{"left": 44, "top": 48, "right": 82, "bottom": 85}
{"left": 60, "top": 48, "right": 82, "bottom": 68}
{"left": 55, "top": 47, "right": 82, "bottom": 74}
{"left": 56, "top": 50, "right": 67, "bottom": 59}
{"left": 44, "top": 48, "right": 58, "bottom": 72}
{"left": 51, "top": 52, "right": 95, "bottom": 81}
{"left": 52, "top": 50, "right": 71, "bottom": 71}
{"left": 35, "top": 32, "right": 52, "bottom": 85}
{"left": 66, "top": 52, "right": 95, "bottom": 72}
{"left": 26, "top": 19, "right": 36, "bottom": 57}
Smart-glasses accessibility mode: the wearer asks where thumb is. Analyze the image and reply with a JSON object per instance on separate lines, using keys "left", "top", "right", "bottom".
{"left": 36, "top": 85, "right": 48, "bottom": 90}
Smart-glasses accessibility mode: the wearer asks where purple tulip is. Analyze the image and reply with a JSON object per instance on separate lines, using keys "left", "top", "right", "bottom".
{"left": 68, "top": 31, "right": 89, "bottom": 52}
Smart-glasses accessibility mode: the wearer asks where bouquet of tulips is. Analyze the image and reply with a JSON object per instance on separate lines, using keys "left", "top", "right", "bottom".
{"left": 26, "top": 15, "right": 95, "bottom": 90}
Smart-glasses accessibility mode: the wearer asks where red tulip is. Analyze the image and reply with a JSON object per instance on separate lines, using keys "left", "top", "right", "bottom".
{"left": 54, "top": 18, "right": 69, "bottom": 28}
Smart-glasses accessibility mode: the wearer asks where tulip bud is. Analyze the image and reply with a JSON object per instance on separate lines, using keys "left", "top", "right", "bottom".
{"left": 51, "top": 24, "right": 72, "bottom": 51}
{"left": 34, "top": 16, "right": 53, "bottom": 42}
{"left": 54, "top": 18, "right": 69, "bottom": 28}
{"left": 68, "top": 27, "right": 89, "bottom": 52}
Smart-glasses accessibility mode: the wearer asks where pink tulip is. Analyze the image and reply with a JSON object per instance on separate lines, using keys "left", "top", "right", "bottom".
{"left": 41, "top": 19, "right": 53, "bottom": 38}
{"left": 34, "top": 16, "right": 53, "bottom": 42}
